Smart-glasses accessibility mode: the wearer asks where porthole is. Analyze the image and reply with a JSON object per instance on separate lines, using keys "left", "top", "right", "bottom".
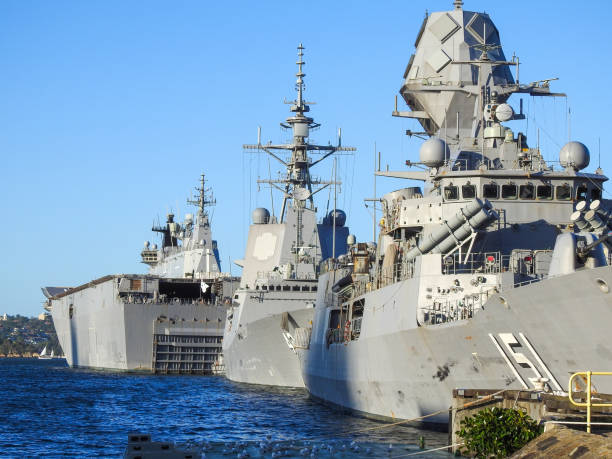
{"left": 596, "top": 278, "right": 609, "bottom": 294}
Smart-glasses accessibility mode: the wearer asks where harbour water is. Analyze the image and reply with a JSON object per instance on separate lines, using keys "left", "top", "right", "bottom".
{"left": 1, "top": 359, "right": 451, "bottom": 457}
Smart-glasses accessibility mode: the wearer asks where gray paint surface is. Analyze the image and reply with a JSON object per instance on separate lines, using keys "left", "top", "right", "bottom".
{"left": 298, "top": 1, "right": 612, "bottom": 424}
{"left": 47, "top": 176, "right": 236, "bottom": 371}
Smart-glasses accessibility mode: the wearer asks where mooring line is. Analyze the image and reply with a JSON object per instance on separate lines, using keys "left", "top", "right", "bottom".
{"left": 391, "top": 442, "right": 464, "bottom": 457}
{"left": 305, "top": 389, "right": 507, "bottom": 441}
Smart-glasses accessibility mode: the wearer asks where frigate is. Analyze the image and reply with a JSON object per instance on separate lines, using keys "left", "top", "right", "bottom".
{"left": 222, "top": 45, "right": 355, "bottom": 387}
{"left": 43, "top": 175, "right": 238, "bottom": 373}
{"left": 298, "top": 1, "right": 612, "bottom": 425}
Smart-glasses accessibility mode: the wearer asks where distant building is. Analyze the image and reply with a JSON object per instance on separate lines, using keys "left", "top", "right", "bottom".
{"left": 1, "top": 313, "right": 7, "bottom": 321}
{"left": 38, "top": 313, "right": 47, "bottom": 321}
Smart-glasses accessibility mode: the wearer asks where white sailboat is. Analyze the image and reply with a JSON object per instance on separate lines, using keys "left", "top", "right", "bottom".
{"left": 38, "top": 346, "right": 52, "bottom": 360}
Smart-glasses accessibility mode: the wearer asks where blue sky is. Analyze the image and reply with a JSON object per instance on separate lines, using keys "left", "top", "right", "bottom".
{"left": 1, "top": 0, "right": 610, "bottom": 316}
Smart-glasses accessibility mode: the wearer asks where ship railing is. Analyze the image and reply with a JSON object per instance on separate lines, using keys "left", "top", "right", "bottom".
{"left": 421, "top": 299, "right": 475, "bottom": 325}
{"left": 503, "top": 276, "right": 546, "bottom": 291}
{"left": 420, "top": 286, "right": 499, "bottom": 326}
{"left": 442, "top": 251, "right": 510, "bottom": 275}
{"left": 375, "top": 260, "right": 416, "bottom": 289}
{"left": 120, "top": 294, "right": 217, "bottom": 306}
{"left": 568, "top": 371, "right": 612, "bottom": 433}
{"left": 256, "top": 271, "right": 317, "bottom": 282}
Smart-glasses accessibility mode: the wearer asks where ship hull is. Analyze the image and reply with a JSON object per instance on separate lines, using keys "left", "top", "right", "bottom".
{"left": 300, "top": 266, "right": 612, "bottom": 425}
{"left": 223, "top": 290, "right": 316, "bottom": 387}
{"left": 50, "top": 276, "right": 227, "bottom": 372}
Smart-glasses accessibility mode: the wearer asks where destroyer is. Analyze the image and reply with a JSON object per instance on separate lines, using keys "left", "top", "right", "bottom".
{"left": 299, "top": 1, "right": 612, "bottom": 425}
{"left": 223, "top": 45, "right": 355, "bottom": 387}
{"left": 43, "top": 175, "right": 237, "bottom": 373}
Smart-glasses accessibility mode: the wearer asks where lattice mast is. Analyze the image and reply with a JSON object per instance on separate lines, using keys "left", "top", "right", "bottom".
{"left": 244, "top": 44, "right": 355, "bottom": 225}
{"left": 187, "top": 173, "right": 216, "bottom": 219}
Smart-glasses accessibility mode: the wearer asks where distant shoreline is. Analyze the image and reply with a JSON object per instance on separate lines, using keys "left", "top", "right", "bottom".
{"left": 0, "top": 355, "right": 65, "bottom": 359}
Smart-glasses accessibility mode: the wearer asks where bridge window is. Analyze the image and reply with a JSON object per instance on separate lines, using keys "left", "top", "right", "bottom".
{"left": 536, "top": 185, "right": 553, "bottom": 200}
{"left": 501, "top": 184, "right": 517, "bottom": 199}
{"left": 576, "top": 185, "right": 588, "bottom": 201}
{"left": 483, "top": 184, "right": 499, "bottom": 199}
{"left": 591, "top": 187, "right": 602, "bottom": 201}
{"left": 462, "top": 184, "right": 476, "bottom": 199}
{"left": 519, "top": 184, "right": 534, "bottom": 200}
{"left": 556, "top": 184, "right": 572, "bottom": 201}
{"left": 443, "top": 185, "right": 458, "bottom": 200}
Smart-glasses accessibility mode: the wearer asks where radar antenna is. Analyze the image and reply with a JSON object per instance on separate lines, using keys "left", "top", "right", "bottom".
{"left": 243, "top": 44, "right": 355, "bottom": 222}
{"left": 187, "top": 173, "right": 216, "bottom": 218}
{"left": 295, "top": 43, "right": 306, "bottom": 112}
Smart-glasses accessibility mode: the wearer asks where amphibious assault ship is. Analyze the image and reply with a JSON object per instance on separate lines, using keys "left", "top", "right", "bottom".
{"left": 43, "top": 175, "right": 237, "bottom": 373}
{"left": 223, "top": 45, "right": 355, "bottom": 387}
{"left": 298, "top": 1, "right": 612, "bottom": 425}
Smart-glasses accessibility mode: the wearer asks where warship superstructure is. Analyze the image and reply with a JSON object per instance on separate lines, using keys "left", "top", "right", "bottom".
{"left": 299, "top": 1, "right": 612, "bottom": 425}
{"left": 223, "top": 45, "right": 355, "bottom": 387}
{"left": 44, "top": 175, "right": 237, "bottom": 373}
{"left": 142, "top": 175, "right": 223, "bottom": 279}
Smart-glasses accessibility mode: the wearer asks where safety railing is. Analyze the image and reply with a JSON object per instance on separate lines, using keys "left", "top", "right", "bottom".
{"left": 442, "top": 251, "right": 510, "bottom": 275}
{"left": 568, "top": 371, "right": 612, "bottom": 433}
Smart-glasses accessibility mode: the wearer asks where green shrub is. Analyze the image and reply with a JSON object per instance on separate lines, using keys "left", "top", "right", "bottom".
{"left": 456, "top": 407, "right": 543, "bottom": 458}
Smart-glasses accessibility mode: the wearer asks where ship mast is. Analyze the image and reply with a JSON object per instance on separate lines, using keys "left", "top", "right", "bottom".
{"left": 187, "top": 173, "right": 216, "bottom": 220}
{"left": 244, "top": 44, "right": 355, "bottom": 224}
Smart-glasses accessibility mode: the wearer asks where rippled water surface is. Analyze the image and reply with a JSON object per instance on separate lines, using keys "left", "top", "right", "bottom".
{"left": 0, "top": 359, "right": 452, "bottom": 457}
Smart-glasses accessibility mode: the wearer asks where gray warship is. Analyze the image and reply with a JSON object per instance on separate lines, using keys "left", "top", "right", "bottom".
{"left": 223, "top": 45, "right": 354, "bottom": 387}
{"left": 298, "top": 1, "right": 612, "bottom": 425}
{"left": 43, "top": 175, "right": 238, "bottom": 373}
